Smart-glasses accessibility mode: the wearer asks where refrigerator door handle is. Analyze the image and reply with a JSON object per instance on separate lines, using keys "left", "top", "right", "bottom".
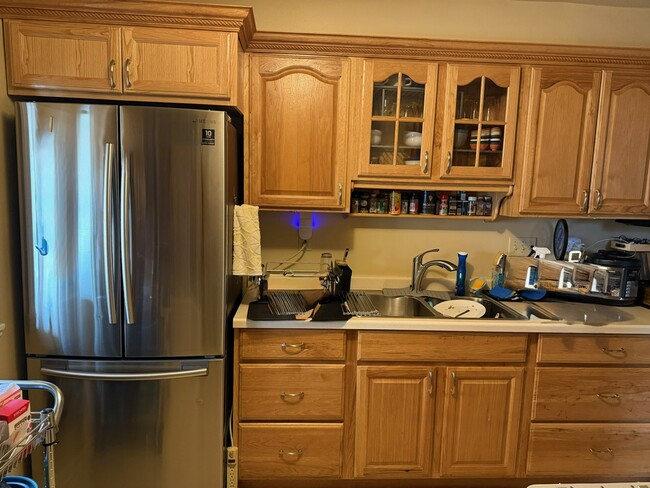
{"left": 120, "top": 153, "right": 136, "bottom": 324}
{"left": 40, "top": 367, "right": 208, "bottom": 381}
{"left": 103, "top": 142, "right": 118, "bottom": 325}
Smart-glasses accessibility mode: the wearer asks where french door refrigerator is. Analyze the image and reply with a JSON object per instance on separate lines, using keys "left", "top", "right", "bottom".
{"left": 15, "top": 102, "right": 241, "bottom": 488}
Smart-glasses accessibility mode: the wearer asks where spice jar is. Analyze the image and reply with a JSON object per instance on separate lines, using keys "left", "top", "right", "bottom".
{"left": 467, "top": 195, "right": 477, "bottom": 216}
{"left": 351, "top": 192, "right": 360, "bottom": 213}
{"left": 359, "top": 192, "right": 370, "bottom": 213}
{"left": 476, "top": 196, "right": 485, "bottom": 216}
{"left": 369, "top": 191, "right": 379, "bottom": 214}
{"left": 401, "top": 193, "right": 409, "bottom": 214}
{"left": 438, "top": 193, "right": 449, "bottom": 215}
{"left": 389, "top": 191, "right": 402, "bottom": 215}
{"left": 484, "top": 195, "right": 493, "bottom": 216}
{"left": 378, "top": 192, "right": 388, "bottom": 214}
{"left": 409, "top": 192, "right": 420, "bottom": 215}
{"left": 422, "top": 191, "right": 436, "bottom": 215}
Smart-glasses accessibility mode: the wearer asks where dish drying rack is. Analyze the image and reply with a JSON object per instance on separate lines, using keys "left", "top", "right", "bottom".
{"left": 0, "top": 380, "right": 63, "bottom": 488}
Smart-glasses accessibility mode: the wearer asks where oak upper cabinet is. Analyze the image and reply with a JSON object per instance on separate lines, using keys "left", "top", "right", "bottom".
{"left": 5, "top": 20, "right": 122, "bottom": 94}
{"left": 439, "top": 367, "right": 524, "bottom": 477}
{"left": 5, "top": 20, "right": 239, "bottom": 103}
{"left": 437, "top": 64, "right": 520, "bottom": 182}
{"left": 352, "top": 59, "right": 439, "bottom": 181}
{"left": 121, "top": 26, "right": 237, "bottom": 100}
{"left": 248, "top": 54, "right": 350, "bottom": 210}
{"left": 515, "top": 66, "right": 602, "bottom": 215}
{"left": 354, "top": 366, "right": 435, "bottom": 478}
{"left": 513, "top": 66, "right": 650, "bottom": 216}
{"left": 589, "top": 70, "right": 650, "bottom": 215}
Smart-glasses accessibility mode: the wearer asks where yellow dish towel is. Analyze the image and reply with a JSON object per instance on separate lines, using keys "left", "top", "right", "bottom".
{"left": 233, "top": 204, "right": 263, "bottom": 276}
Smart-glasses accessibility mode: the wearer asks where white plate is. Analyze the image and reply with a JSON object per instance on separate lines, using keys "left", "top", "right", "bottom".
{"left": 433, "top": 299, "right": 486, "bottom": 318}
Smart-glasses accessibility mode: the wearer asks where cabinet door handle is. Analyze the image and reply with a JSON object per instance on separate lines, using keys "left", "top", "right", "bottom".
{"left": 427, "top": 371, "right": 433, "bottom": 395}
{"left": 279, "top": 449, "right": 303, "bottom": 461}
{"left": 423, "top": 151, "right": 429, "bottom": 174}
{"left": 280, "top": 391, "right": 305, "bottom": 401}
{"left": 450, "top": 371, "right": 457, "bottom": 396}
{"left": 582, "top": 189, "right": 589, "bottom": 212}
{"left": 596, "top": 393, "right": 620, "bottom": 400}
{"left": 108, "top": 59, "right": 116, "bottom": 89}
{"left": 125, "top": 58, "right": 133, "bottom": 88}
{"left": 338, "top": 183, "right": 343, "bottom": 205}
{"left": 601, "top": 347, "right": 626, "bottom": 355}
{"left": 446, "top": 151, "right": 452, "bottom": 175}
{"left": 281, "top": 342, "right": 306, "bottom": 353}
{"left": 589, "top": 447, "right": 613, "bottom": 456}
{"left": 595, "top": 189, "right": 603, "bottom": 210}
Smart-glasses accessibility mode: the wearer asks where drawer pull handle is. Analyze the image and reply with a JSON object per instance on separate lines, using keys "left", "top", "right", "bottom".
{"left": 281, "top": 342, "right": 306, "bottom": 353}
{"left": 279, "top": 449, "right": 303, "bottom": 461}
{"left": 589, "top": 448, "right": 613, "bottom": 456}
{"left": 280, "top": 391, "right": 305, "bottom": 401}
{"left": 596, "top": 393, "right": 620, "bottom": 400}
{"left": 601, "top": 347, "right": 626, "bottom": 354}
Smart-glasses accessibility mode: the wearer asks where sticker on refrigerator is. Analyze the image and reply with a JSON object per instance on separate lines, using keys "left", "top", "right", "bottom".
{"left": 201, "top": 128, "right": 215, "bottom": 145}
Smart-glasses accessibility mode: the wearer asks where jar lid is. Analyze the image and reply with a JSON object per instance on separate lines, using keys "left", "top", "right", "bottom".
{"left": 468, "top": 196, "right": 477, "bottom": 201}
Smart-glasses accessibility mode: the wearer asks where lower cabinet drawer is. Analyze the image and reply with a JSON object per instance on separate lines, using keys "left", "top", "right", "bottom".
{"left": 239, "top": 364, "right": 345, "bottom": 420}
{"left": 527, "top": 423, "right": 650, "bottom": 476}
{"left": 239, "top": 423, "right": 343, "bottom": 479}
{"left": 533, "top": 367, "right": 650, "bottom": 421}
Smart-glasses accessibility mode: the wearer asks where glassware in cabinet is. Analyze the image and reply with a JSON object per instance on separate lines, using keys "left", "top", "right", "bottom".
{"left": 355, "top": 60, "right": 438, "bottom": 179}
{"left": 440, "top": 64, "right": 520, "bottom": 182}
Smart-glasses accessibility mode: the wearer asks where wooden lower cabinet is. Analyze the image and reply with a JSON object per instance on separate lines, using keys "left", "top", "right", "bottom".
{"left": 354, "top": 366, "right": 435, "bottom": 478}
{"left": 440, "top": 367, "right": 524, "bottom": 477}
{"left": 527, "top": 423, "right": 650, "bottom": 476}
{"left": 528, "top": 334, "right": 650, "bottom": 478}
{"left": 239, "top": 423, "right": 344, "bottom": 479}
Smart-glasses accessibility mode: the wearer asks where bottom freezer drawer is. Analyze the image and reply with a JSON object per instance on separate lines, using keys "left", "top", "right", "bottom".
{"left": 238, "top": 423, "right": 343, "bottom": 479}
{"left": 27, "top": 358, "right": 226, "bottom": 488}
{"left": 527, "top": 423, "right": 650, "bottom": 476}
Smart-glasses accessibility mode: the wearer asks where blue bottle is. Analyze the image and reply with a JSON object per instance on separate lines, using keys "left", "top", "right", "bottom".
{"left": 456, "top": 252, "right": 468, "bottom": 296}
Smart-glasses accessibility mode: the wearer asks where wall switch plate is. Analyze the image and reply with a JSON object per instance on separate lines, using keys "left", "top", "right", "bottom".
{"left": 226, "top": 446, "right": 238, "bottom": 488}
{"left": 508, "top": 237, "right": 537, "bottom": 256}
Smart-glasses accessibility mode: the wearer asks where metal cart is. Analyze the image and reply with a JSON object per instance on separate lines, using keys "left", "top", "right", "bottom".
{"left": 0, "top": 381, "right": 64, "bottom": 488}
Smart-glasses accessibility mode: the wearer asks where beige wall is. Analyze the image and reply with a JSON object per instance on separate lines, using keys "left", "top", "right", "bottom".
{"left": 189, "top": 0, "right": 650, "bottom": 48}
{"left": 0, "top": 30, "right": 22, "bottom": 379}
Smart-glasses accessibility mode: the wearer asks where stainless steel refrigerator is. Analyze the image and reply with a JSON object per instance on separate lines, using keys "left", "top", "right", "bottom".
{"left": 15, "top": 102, "right": 241, "bottom": 488}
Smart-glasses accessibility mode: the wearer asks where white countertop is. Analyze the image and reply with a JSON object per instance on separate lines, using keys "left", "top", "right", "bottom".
{"left": 234, "top": 291, "right": 650, "bottom": 335}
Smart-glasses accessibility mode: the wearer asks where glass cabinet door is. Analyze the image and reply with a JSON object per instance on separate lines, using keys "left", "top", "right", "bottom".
{"left": 440, "top": 65, "right": 520, "bottom": 181}
{"left": 357, "top": 60, "right": 438, "bottom": 179}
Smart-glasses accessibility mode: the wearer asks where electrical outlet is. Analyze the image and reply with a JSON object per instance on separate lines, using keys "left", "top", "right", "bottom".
{"left": 508, "top": 237, "right": 537, "bottom": 256}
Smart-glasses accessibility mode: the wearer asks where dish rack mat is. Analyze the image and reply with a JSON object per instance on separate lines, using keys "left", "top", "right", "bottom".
{"left": 0, "top": 412, "right": 52, "bottom": 478}
{"left": 342, "top": 291, "right": 379, "bottom": 317}
{"left": 266, "top": 290, "right": 308, "bottom": 316}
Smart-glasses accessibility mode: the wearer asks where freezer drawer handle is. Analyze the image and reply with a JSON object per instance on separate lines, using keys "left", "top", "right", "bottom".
{"left": 278, "top": 449, "right": 303, "bottom": 461}
{"left": 281, "top": 342, "right": 306, "bottom": 354}
{"left": 41, "top": 367, "right": 208, "bottom": 381}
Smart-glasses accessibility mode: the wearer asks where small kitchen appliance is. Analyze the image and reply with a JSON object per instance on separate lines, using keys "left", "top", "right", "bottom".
{"left": 609, "top": 239, "right": 650, "bottom": 307}
{"left": 584, "top": 248, "right": 641, "bottom": 303}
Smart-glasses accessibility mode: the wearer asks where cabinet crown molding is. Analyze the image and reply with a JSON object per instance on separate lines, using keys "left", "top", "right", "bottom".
{"left": 0, "top": 0, "right": 256, "bottom": 48}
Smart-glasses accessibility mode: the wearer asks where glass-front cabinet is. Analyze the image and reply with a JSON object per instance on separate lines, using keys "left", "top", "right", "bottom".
{"left": 438, "top": 64, "right": 520, "bottom": 181}
{"left": 354, "top": 59, "right": 438, "bottom": 180}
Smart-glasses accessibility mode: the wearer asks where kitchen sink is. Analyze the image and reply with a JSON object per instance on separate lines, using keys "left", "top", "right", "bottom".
{"left": 362, "top": 292, "right": 527, "bottom": 320}
{"left": 499, "top": 301, "right": 562, "bottom": 321}
{"left": 422, "top": 295, "right": 526, "bottom": 320}
{"left": 365, "top": 293, "right": 437, "bottom": 317}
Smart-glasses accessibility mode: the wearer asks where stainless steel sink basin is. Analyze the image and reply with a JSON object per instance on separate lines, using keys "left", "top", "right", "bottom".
{"left": 422, "top": 295, "right": 526, "bottom": 320}
{"left": 499, "top": 301, "right": 562, "bottom": 321}
{"left": 365, "top": 293, "right": 437, "bottom": 317}
{"left": 362, "top": 293, "right": 527, "bottom": 319}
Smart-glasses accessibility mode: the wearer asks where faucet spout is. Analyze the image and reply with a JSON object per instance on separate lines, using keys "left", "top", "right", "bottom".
{"left": 410, "top": 249, "right": 458, "bottom": 293}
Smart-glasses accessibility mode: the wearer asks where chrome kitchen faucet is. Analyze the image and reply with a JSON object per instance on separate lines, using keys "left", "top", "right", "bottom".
{"left": 410, "top": 248, "right": 458, "bottom": 293}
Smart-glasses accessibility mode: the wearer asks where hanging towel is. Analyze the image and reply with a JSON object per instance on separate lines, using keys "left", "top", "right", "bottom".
{"left": 233, "top": 204, "right": 263, "bottom": 276}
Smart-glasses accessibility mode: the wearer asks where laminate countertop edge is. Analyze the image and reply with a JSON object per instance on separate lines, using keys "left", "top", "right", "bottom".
{"left": 234, "top": 292, "right": 650, "bottom": 335}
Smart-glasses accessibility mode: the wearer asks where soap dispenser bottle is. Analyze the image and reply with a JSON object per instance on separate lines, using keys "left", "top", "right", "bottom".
{"left": 456, "top": 252, "right": 468, "bottom": 296}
